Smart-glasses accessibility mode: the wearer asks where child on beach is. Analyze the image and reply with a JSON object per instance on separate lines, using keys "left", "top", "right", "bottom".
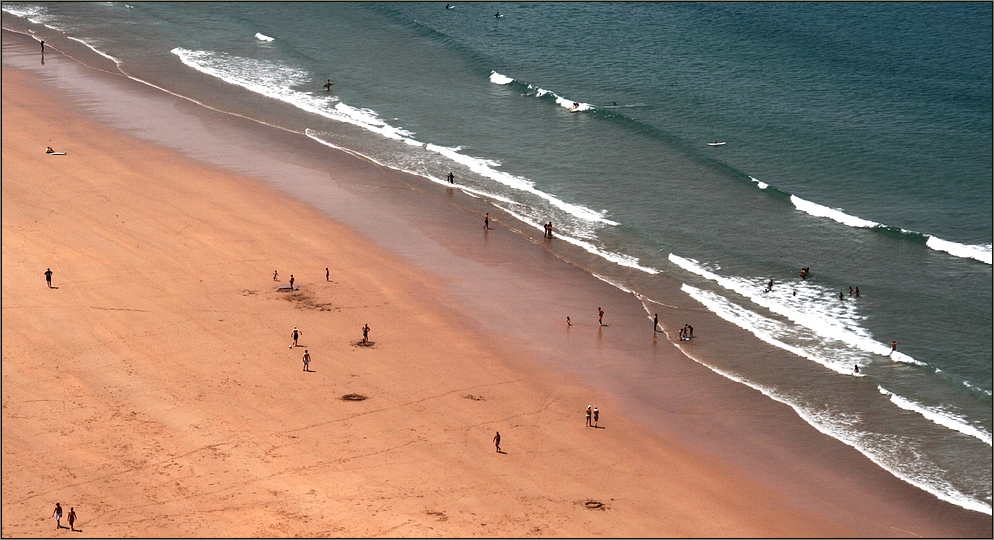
{"left": 302, "top": 350, "right": 311, "bottom": 372}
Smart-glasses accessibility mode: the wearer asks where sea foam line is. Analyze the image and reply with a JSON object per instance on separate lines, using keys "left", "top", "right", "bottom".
{"left": 879, "top": 387, "right": 992, "bottom": 446}
{"left": 674, "top": 343, "right": 992, "bottom": 515}
{"left": 172, "top": 49, "right": 616, "bottom": 227}
{"left": 489, "top": 71, "right": 593, "bottom": 111}
{"left": 669, "top": 253, "right": 923, "bottom": 365}
{"left": 739, "top": 176, "right": 992, "bottom": 265}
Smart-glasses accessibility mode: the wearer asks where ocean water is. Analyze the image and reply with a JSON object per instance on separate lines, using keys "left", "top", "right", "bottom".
{"left": 4, "top": 1, "right": 991, "bottom": 514}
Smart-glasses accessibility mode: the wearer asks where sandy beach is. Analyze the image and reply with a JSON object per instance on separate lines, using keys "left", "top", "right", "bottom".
{"left": 3, "top": 32, "right": 991, "bottom": 538}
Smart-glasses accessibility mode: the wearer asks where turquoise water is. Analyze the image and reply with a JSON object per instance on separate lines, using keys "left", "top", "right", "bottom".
{"left": 4, "top": 1, "right": 990, "bottom": 513}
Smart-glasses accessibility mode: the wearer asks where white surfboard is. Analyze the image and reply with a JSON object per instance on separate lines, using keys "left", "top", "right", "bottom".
{"left": 707, "top": 141, "right": 726, "bottom": 146}
{"left": 47, "top": 152, "right": 67, "bottom": 155}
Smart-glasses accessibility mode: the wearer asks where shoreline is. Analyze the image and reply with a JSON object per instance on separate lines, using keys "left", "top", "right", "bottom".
{"left": 3, "top": 30, "right": 990, "bottom": 537}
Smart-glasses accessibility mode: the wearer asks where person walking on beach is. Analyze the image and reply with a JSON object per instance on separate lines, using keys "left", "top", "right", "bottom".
{"left": 653, "top": 313, "right": 659, "bottom": 332}
{"left": 302, "top": 350, "right": 311, "bottom": 372}
{"left": 586, "top": 405, "right": 592, "bottom": 427}
{"left": 290, "top": 326, "right": 302, "bottom": 348}
{"left": 484, "top": 213, "right": 490, "bottom": 230}
{"left": 40, "top": 40, "right": 45, "bottom": 54}
{"left": 273, "top": 270, "right": 279, "bottom": 281}
{"left": 68, "top": 507, "right": 77, "bottom": 532}
{"left": 593, "top": 407, "right": 599, "bottom": 427}
{"left": 53, "top": 502, "right": 63, "bottom": 529}
{"left": 289, "top": 275, "right": 295, "bottom": 290}
{"left": 493, "top": 431, "right": 501, "bottom": 452}
{"left": 598, "top": 307, "right": 604, "bottom": 326}
{"left": 44, "top": 268, "right": 53, "bottom": 288}
{"left": 447, "top": 172, "right": 454, "bottom": 184}
{"left": 326, "top": 267, "right": 330, "bottom": 281}
{"left": 362, "top": 323, "right": 370, "bottom": 345}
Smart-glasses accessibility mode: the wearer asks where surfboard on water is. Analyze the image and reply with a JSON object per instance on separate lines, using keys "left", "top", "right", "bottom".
{"left": 707, "top": 141, "right": 726, "bottom": 146}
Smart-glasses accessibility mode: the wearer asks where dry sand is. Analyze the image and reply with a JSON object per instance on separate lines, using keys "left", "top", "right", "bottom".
{"left": 3, "top": 47, "right": 990, "bottom": 538}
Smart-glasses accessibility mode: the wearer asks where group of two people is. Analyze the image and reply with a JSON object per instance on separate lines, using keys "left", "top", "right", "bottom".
{"left": 52, "top": 503, "right": 78, "bottom": 531}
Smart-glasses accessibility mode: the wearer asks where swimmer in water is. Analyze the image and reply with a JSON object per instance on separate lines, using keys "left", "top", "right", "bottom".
{"left": 323, "top": 79, "right": 333, "bottom": 91}
{"left": 854, "top": 364, "right": 860, "bottom": 374}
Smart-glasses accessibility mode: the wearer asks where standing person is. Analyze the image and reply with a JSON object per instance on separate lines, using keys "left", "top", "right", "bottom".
{"left": 889, "top": 340, "right": 899, "bottom": 352}
{"left": 493, "top": 431, "right": 501, "bottom": 452}
{"left": 653, "top": 313, "right": 659, "bottom": 332}
{"left": 53, "top": 502, "right": 62, "bottom": 529}
{"left": 302, "top": 350, "right": 311, "bottom": 372}
{"left": 68, "top": 507, "right": 77, "bottom": 532}
{"left": 483, "top": 213, "right": 490, "bottom": 230}
{"left": 273, "top": 270, "right": 279, "bottom": 281}
{"left": 586, "top": 405, "right": 592, "bottom": 427}
{"left": 593, "top": 407, "right": 599, "bottom": 427}
{"left": 447, "top": 172, "right": 454, "bottom": 184}
{"left": 290, "top": 326, "right": 302, "bottom": 348}
{"left": 854, "top": 364, "right": 860, "bottom": 374}
{"left": 289, "top": 275, "right": 295, "bottom": 289}
{"left": 44, "top": 268, "right": 53, "bottom": 288}
{"left": 839, "top": 292, "right": 845, "bottom": 301}
{"left": 849, "top": 286, "right": 854, "bottom": 296}
{"left": 326, "top": 268, "right": 330, "bottom": 281}
{"left": 547, "top": 221, "right": 554, "bottom": 238}
{"left": 362, "top": 323, "right": 370, "bottom": 345}
{"left": 688, "top": 325, "right": 693, "bottom": 338}
{"left": 765, "top": 279, "right": 773, "bottom": 293}
{"left": 40, "top": 40, "right": 45, "bottom": 54}
{"left": 855, "top": 287, "right": 860, "bottom": 297}
{"left": 323, "top": 79, "right": 333, "bottom": 91}
{"left": 598, "top": 307, "right": 604, "bottom": 326}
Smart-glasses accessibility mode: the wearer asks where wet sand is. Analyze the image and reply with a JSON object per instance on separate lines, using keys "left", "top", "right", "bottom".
{"left": 3, "top": 31, "right": 990, "bottom": 538}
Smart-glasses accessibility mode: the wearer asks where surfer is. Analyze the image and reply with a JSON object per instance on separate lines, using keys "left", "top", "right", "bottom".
{"left": 323, "top": 79, "right": 333, "bottom": 91}
{"left": 765, "top": 279, "right": 773, "bottom": 293}
{"left": 889, "top": 340, "right": 899, "bottom": 352}
{"left": 494, "top": 11, "right": 501, "bottom": 18}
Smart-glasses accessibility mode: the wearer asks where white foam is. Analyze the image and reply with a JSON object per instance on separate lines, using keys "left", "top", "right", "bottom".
{"left": 669, "top": 253, "right": 926, "bottom": 366}
{"left": 255, "top": 32, "right": 275, "bottom": 42}
{"left": 749, "top": 176, "right": 768, "bottom": 190}
{"left": 68, "top": 37, "right": 123, "bottom": 68}
{"left": 497, "top": 74, "right": 593, "bottom": 111}
{"left": 963, "top": 381, "right": 993, "bottom": 397}
{"left": 925, "top": 236, "right": 992, "bottom": 265}
{"left": 889, "top": 351, "right": 926, "bottom": 366}
{"left": 675, "top": 346, "right": 992, "bottom": 515}
{"left": 498, "top": 207, "right": 658, "bottom": 274}
{"left": 790, "top": 195, "right": 880, "bottom": 228}
{"left": 173, "top": 48, "right": 617, "bottom": 229}
{"left": 681, "top": 284, "right": 863, "bottom": 375}
{"left": 2, "top": 4, "right": 49, "bottom": 25}
{"left": 879, "top": 387, "right": 992, "bottom": 446}
{"left": 489, "top": 71, "right": 514, "bottom": 85}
